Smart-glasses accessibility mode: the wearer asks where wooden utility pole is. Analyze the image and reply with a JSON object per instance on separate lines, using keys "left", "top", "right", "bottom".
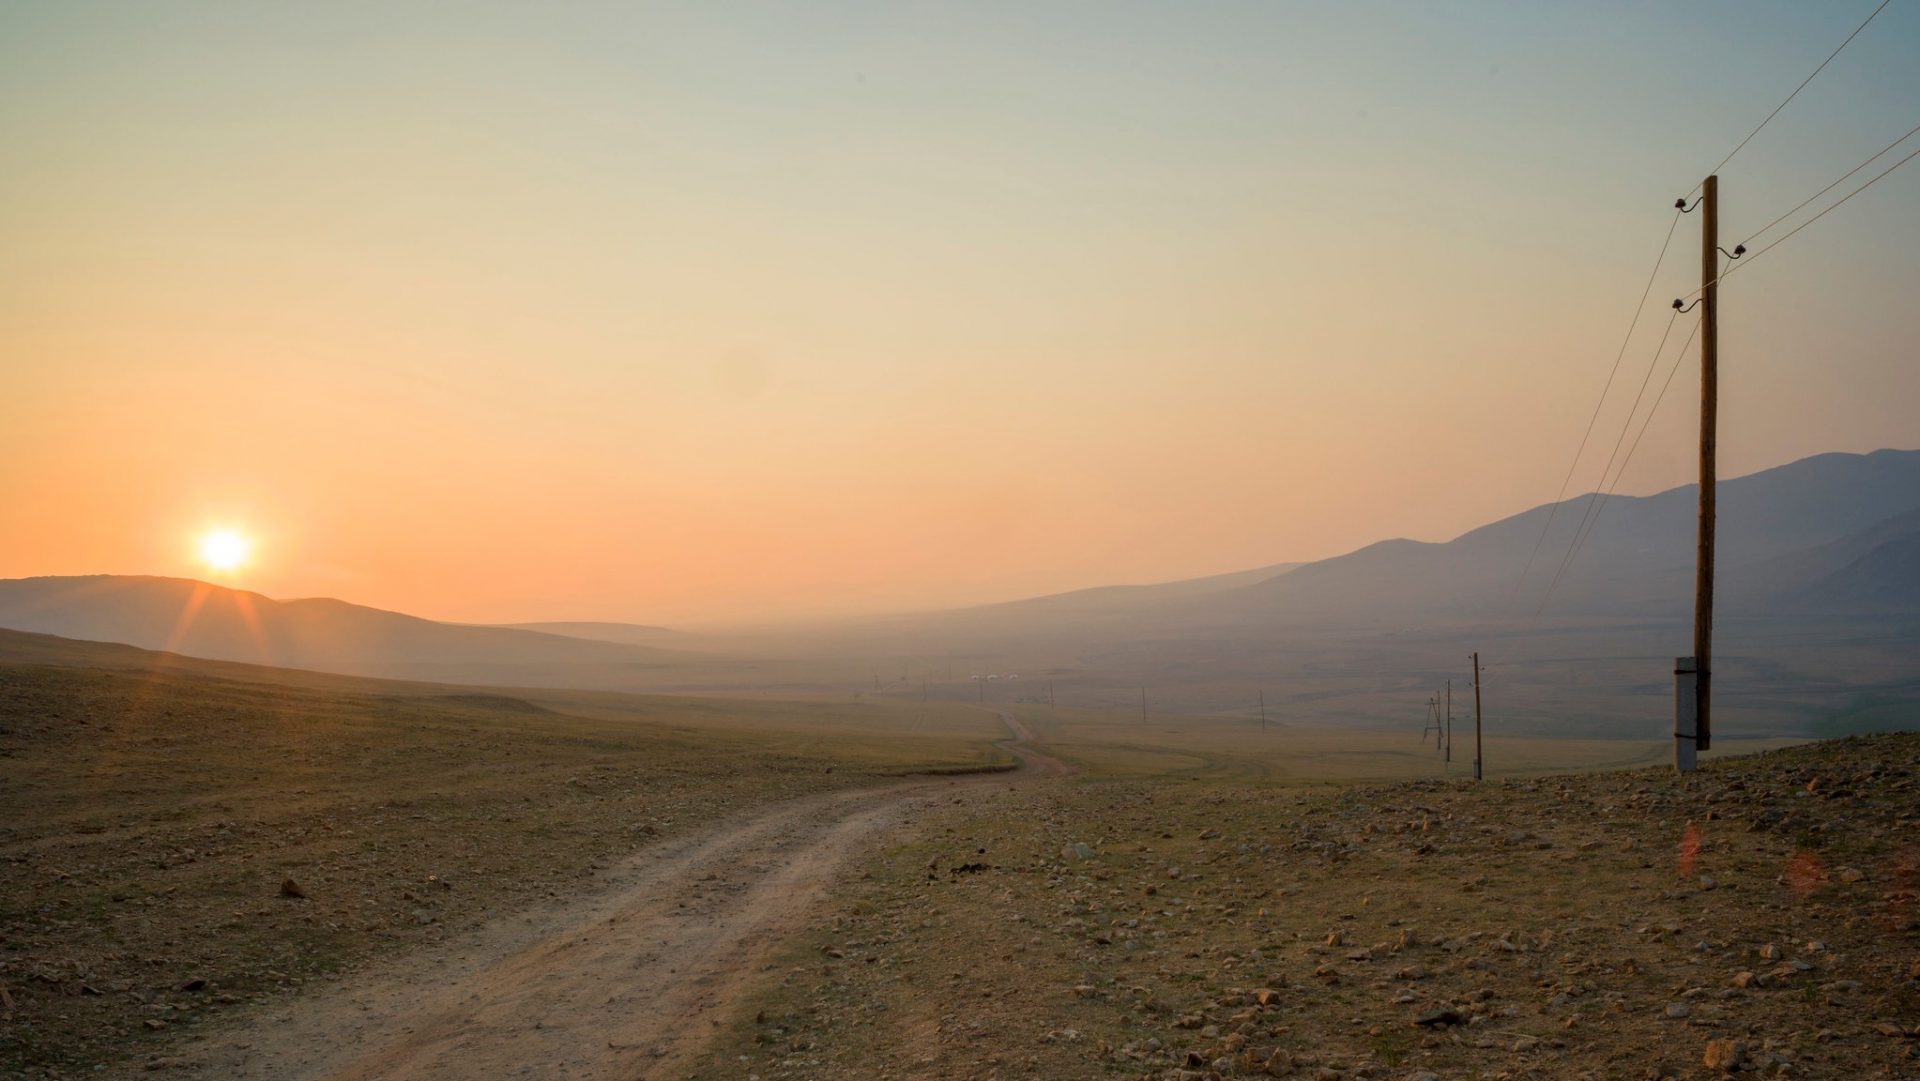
{"left": 1444, "top": 680, "right": 1453, "bottom": 764}
{"left": 1048, "top": 680, "right": 1055, "bottom": 708}
{"left": 1258, "top": 690, "right": 1267, "bottom": 732}
{"left": 1695, "top": 174, "right": 1719, "bottom": 756}
{"left": 1471, "top": 652, "right": 1484, "bottom": 781}
{"left": 1140, "top": 687, "right": 1147, "bottom": 724}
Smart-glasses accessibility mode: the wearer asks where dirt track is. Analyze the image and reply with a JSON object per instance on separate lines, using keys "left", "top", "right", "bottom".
{"left": 161, "top": 712, "right": 1061, "bottom": 1081}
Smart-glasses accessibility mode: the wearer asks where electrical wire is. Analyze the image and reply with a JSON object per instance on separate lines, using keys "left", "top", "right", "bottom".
{"left": 1507, "top": 209, "right": 1684, "bottom": 610}
{"left": 1531, "top": 309, "right": 1687, "bottom": 618}
{"left": 1740, "top": 119, "right": 1920, "bottom": 246}
{"left": 1554, "top": 316, "right": 1706, "bottom": 596}
{"left": 1675, "top": 138, "right": 1920, "bottom": 303}
{"left": 1699, "top": 0, "right": 1897, "bottom": 185}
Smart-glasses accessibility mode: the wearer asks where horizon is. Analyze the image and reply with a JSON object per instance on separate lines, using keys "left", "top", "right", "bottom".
{"left": 4, "top": 442, "right": 1911, "bottom": 630}
{"left": 5, "top": 3, "right": 1919, "bottom": 624}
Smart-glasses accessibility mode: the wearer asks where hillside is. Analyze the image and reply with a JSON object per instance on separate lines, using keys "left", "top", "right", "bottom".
{"left": 1198, "top": 448, "right": 1920, "bottom": 622}
{"left": 0, "top": 630, "right": 1006, "bottom": 1079}
{"left": 501, "top": 620, "right": 684, "bottom": 646}
{"left": 0, "top": 576, "right": 692, "bottom": 685}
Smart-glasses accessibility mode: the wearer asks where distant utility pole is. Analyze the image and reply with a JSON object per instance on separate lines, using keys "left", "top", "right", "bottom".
{"left": 1140, "top": 687, "right": 1147, "bottom": 724}
{"left": 1445, "top": 680, "right": 1453, "bottom": 765}
{"left": 1048, "top": 679, "right": 1055, "bottom": 709}
{"left": 1471, "top": 652, "right": 1484, "bottom": 781}
{"left": 1258, "top": 690, "right": 1267, "bottom": 732}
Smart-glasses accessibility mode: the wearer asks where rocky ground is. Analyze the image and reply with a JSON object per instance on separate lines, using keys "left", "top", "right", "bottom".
{"left": 690, "top": 733, "right": 1920, "bottom": 1080}
{"left": 0, "top": 659, "right": 985, "bottom": 1079}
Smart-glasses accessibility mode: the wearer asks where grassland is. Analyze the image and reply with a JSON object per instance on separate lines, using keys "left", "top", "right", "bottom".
{"left": 998, "top": 704, "right": 1799, "bottom": 784}
{"left": 0, "top": 630, "right": 1004, "bottom": 1078}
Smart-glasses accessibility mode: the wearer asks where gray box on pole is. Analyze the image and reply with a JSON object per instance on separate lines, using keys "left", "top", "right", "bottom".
{"left": 1675, "top": 656, "right": 1699, "bottom": 773}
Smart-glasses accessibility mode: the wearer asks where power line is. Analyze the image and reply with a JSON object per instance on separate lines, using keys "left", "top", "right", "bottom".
{"left": 1508, "top": 208, "right": 1684, "bottom": 609}
{"left": 1676, "top": 139, "right": 1920, "bottom": 303}
{"left": 1614, "top": 319, "right": 1707, "bottom": 507}
{"left": 1533, "top": 311, "right": 1695, "bottom": 619}
{"left": 1702, "top": 0, "right": 1897, "bottom": 182}
{"left": 1740, "top": 119, "right": 1920, "bottom": 246}
{"left": 1555, "top": 316, "right": 1706, "bottom": 592}
{"left": 1561, "top": 309, "right": 1686, "bottom": 559}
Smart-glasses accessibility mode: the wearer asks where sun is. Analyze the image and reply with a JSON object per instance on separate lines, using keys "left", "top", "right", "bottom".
{"left": 196, "top": 529, "right": 252, "bottom": 574}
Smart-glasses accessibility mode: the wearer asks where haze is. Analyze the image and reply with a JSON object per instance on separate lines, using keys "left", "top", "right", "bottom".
{"left": 4, "top": 2, "right": 1918, "bottom": 624}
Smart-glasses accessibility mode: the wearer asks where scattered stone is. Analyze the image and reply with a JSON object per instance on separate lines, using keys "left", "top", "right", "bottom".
{"left": 1703, "top": 1038, "right": 1747, "bottom": 1072}
{"left": 1413, "top": 1007, "right": 1463, "bottom": 1028}
{"left": 278, "top": 878, "right": 306, "bottom": 899}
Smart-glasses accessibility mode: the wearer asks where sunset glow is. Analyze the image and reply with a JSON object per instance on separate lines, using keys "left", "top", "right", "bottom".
{"left": 196, "top": 529, "right": 251, "bottom": 575}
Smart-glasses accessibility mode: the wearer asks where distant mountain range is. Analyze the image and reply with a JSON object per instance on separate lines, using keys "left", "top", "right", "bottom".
{"left": 0, "top": 449, "right": 1914, "bottom": 729}
{"left": 501, "top": 621, "right": 684, "bottom": 646}
{"left": 0, "top": 576, "right": 688, "bottom": 684}
{"left": 1185, "top": 447, "right": 1920, "bottom": 624}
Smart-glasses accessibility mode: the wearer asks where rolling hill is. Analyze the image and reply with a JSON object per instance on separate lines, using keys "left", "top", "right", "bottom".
{"left": 0, "top": 575, "right": 691, "bottom": 685}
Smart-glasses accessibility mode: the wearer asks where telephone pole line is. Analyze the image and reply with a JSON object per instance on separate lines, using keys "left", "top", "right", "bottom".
{"left": 1444, "top": 680, "right": 1453, "bottom": 764}
{"left": 1139, "top": 687, "right": 1147, "bottom": 724}
{"left": 1694, "top": 174, "right": 1719, "bottom": 759}
{"left": 1471, "top": 653, "right": 1484, "bottom": 781}
{"left": 1258, "top": 689, "right": 1267, "bottom": 732}
{"left": 1672, "top": 176, "right": 1722, "bottom": 773}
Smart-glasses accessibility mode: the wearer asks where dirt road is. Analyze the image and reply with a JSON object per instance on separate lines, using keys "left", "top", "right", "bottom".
{"left": 163, "top": 712, "right": 1060, "bottom": 1081}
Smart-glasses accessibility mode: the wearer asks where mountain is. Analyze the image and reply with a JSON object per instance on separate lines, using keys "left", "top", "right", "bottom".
{"left": 503, "top": 621, "right": 683, "bottom": 646}
{"left": 1187, "top": 448, "right": 1920, "bottom": 623}
{"left": 0, "top": 576, "right": 692, "bottom": 685}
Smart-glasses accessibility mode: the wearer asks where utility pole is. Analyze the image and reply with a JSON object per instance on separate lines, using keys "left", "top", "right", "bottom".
{"left": 1695, "top": 174, "right": 1719, "bottom": 758}
{"left": 1258, "top": 689, "right": 1267, "bottom": 732}
{"left": 1471, "top": 652, "right": 1484, "bottom": 781}
{"left": 1140, "top": 687, "right": 1147, "bottom": 725}
{"left": 1048, "top": 680, "right": 1055, "bottom": 709}
{"left": 1445, "top": 680, "right": 1453, "bottom": 765}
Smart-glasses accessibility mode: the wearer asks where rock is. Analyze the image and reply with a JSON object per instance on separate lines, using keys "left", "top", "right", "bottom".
{"left": 1065, "top": 842, "right": 1096, "bottom": 860}
{"left": 1514, "top": 1034, "right": 1542, "bottom": 1052}
{"left": 1836, "top": 866, "right": 1864, "bottom": 883}
{"left": 1413, "top": 1007, "right": 1463, "bottom": 1028}
{"left": 1666, "top": 1003, "right": 1691, "bottom": 1019}
{"left": 1394, "top": 928, "right": 1418, "bottom": 951}
{"left": 1703, "top": 1038, "right": 1746, "bottom": 1072}
{"left": 1731, "top": 971, "right": 1762, "bottom": 989}
{"left": 173, "top": 978, "right": 206, "bottom": 993}
{"left": 278, "top": 878, "right": 306, "bottom": 899}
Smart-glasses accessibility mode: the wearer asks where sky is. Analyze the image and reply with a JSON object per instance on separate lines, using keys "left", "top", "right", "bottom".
{"left": 3, "top": 2, "right": 1917, "bottom": 626}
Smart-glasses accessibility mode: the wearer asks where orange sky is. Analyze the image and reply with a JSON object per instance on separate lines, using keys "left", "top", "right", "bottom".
{"left": 4, "top": 4, "right": 1917, "bottom": 625}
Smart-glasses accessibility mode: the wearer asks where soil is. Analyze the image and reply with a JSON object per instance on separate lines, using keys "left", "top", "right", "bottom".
{"left": 146, "top": 712, "right": 1061, "bottom": 1080}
